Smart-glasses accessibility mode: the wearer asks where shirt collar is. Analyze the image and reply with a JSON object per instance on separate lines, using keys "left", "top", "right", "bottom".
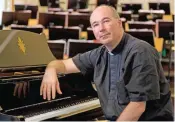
{"left": 108, "top": 32, "right": 126, "bottom": 55}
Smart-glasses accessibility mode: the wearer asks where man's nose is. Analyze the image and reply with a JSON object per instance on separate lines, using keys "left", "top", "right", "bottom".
{"left": 99, "top": 23, "right": 105, "bottom": 32}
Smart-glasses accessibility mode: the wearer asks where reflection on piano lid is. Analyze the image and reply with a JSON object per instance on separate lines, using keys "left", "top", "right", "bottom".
{"left": 0, "top": 73, "right": 101, "bottom": 121}
{"left": 0, "top": 30, "right": 101, "bottom": 121}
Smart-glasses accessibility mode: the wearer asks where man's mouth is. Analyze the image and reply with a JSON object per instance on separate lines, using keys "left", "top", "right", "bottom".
{"left": 100, "top": 33, "right": 110, "bottom": 39}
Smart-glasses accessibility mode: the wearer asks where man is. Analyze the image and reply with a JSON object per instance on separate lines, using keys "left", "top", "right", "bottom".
{"left": 40, "top": 5, "right": 174, "bottom": 121}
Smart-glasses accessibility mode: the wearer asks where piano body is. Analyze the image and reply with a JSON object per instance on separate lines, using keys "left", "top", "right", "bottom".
{"left": 0, "top": 30, "right": 102, "bottom": 121}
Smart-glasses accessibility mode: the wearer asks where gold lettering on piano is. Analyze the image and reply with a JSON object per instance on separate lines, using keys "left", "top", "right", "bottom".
{"left": 17, "top": 37, "right": 26, "bottom": 55}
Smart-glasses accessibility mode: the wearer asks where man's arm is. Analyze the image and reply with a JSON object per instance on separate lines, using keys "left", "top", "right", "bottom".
{"left": 47, "top": 58, "right": 80, "bottom": 74}
{"left": 117, "top": 101, "right": 146, "bottom": 121}
{"left": 40, "top": 58, "right": 80, "bottom": 100}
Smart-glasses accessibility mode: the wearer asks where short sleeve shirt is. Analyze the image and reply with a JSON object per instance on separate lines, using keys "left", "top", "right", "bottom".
{"left": 72, "top": 33, "right": 173, "bottom": 121}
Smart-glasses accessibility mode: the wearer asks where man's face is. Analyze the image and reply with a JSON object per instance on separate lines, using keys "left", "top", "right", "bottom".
{"left": 90, "top": 7, "right": 122, "bottom": 45}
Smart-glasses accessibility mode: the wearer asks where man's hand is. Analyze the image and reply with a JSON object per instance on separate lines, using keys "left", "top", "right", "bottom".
{"left": 40, "top": 67, "right": 62, "bottom": 101}
{"left": 40, "top": 59, "right": 80, "bottom": 100}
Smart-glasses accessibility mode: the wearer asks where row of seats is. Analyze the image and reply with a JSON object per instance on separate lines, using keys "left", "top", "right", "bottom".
{"left": 10, "top": 24, "right": 43, "bottom": 34}
{"left": 5, "top": 1, "right": 172, "bottom": 27}
{"left": 119, "top": 9, "right": 166, "bottom": 21}
{"left": 3, "top": 10, "right": 171, "bottom": 30}
{"left": 14, "top": 4, "right": 38, "bottom": 18}
{"left": 2, "top": 11, "right": 91, "bottom": 31}
{"left": 39, "top": 0, "right": 118, "bottom": 9}
{"left": 48, "top": 39, "right": 101, "bottom": 59}
{"left": 2, "top": 9, "right": 173, "bottom": 29}
{"left": 121, "top": 2, "right": 171, "bottom": 15}
{"left": 22, "top": 1, "right": 171, "bottom": 16}
{"left": 127, "top": 20, "right": 174, "bottom": 41}
{"left": 13, "top": 1, "right": 171, "bottom": 20}
{"left": 8, "top": 20, "right": 173, "bottom": 42}
{"left": 38, "top": 12, "right": 90, "bottom": 30}
{"left": 13, "top": 0, "right": 118, "bottom": 20}
{"left": 2, "top": 11, "right": 32, "bottom": 26}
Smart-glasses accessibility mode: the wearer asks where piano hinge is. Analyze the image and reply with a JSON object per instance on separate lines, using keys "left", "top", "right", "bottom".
{"left": 16, "top": 115, "right": 25, "bottom": 120}
{"left": 0, "top": 106, "right": 3, "bottom": 111}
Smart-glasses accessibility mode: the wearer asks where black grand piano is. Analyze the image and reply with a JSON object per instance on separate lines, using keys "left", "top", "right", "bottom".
{"left": 0, "top": 30, "right": 102, "bottom": 121}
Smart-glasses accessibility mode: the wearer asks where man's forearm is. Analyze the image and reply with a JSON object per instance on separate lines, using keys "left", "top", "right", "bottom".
{"left": 47, "top": 60, "right": 66, "bottom": 74}
{"left": 47, "top": 58, "right": 80, "bottom": 74}
{"left": 117, "top": 102, "right": 146, "bottom": 121}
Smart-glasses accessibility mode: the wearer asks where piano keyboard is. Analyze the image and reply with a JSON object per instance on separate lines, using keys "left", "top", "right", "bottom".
{"left": 25, "top": 97, "right": 100, "bottom": 121}
{"left": 4, "top": 97, "right": 100, "bottom": 121}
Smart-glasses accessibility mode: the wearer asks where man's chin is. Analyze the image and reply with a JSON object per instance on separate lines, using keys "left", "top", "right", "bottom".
{"left": 99, "top": 38, "right": 111, "bottom": 45}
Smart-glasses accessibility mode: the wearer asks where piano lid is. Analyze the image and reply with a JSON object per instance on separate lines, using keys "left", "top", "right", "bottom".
{"left": 0, "top": 30, "right": 56, "bottom": 69}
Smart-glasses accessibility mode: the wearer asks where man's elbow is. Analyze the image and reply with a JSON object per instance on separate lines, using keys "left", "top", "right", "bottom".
{"left": 132, "top": 101, "right": 146, "bottom": 113}
{"left": 138, "top": 102, "right": 146, "bottom": 113}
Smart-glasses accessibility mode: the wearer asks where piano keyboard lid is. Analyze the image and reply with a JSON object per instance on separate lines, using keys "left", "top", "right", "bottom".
{"left": 0, "top": 30, "right": 56, "bottom": 70}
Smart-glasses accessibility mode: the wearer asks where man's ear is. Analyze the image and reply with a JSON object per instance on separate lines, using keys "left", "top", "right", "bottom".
{"left": 117, "top": 19, "right": 122, "bottom": 27}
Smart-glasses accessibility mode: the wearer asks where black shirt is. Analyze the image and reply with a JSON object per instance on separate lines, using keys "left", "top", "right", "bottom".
{"left": 72, "top": 33, "right": 174, "bottom": 121}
